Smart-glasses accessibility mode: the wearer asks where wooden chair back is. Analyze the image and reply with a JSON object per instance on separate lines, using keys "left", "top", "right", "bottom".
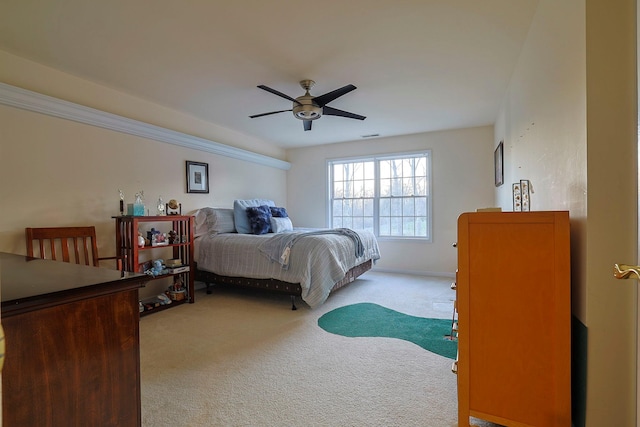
{"left": 25, "top": 226, "right": 117, "bottom": 268}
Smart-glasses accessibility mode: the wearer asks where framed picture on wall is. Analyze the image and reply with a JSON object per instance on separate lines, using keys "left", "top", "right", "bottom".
{"left": 186, "top": 161, "right": 209, "bottom": 194}
{"left": 494, "top": 141, "right": 504, "bottom": 187}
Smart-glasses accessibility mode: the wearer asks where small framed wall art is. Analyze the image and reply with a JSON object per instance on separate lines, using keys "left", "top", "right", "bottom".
{"left": 186, "top": 161, "right": 209, "bottom": 194}
{"left": 494, "top": 141, "right": 504, "bottom": 187}
{"left": 512, "top": 182, "right": 522, "bottom": 211}
{"left": 520, "top": 179, "right": 531, "bottom": 211}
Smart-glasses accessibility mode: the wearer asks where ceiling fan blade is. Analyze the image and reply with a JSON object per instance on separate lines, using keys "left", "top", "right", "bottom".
{"left": 313, "top": 84, "right": 357, "bottom": 107}
{"left": 303, "top": 120, "right": 312, "bottom": 131}
{"left": 249, "top": 109, "right": 292, "bottom": 118}
{"left": 257, "top": 85, "right": 302, "bottom": 106}
{"left": 322, "top": 106, "right": 366, "bottom": 121}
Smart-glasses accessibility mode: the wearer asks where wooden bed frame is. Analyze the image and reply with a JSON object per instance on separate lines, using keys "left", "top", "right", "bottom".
{"left": 195, "top": 259, "right": 372, "bottom": 310}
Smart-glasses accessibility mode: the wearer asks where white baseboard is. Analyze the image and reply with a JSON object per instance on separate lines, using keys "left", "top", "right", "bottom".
{"left": 370, "top": 267, "right": 455, "bottom": 279}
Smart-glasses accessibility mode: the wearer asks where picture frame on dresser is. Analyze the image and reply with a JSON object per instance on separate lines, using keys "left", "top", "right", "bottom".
{"left": 186, "top": 160, "right": 209, "bottom": 193}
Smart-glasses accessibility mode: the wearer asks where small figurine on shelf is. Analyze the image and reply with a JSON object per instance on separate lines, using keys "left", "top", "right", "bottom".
{"left": 137, "top": 231, "right": 145, "bottom": 248}
{"left": 157, "top": 195, "right": 165, "bottom": 216}
{"left": 144, "top": 259, "right": 166, "bottom": 277}
{"left": 156, "top": 294, "right": 172, "bottom": 305}
{"left": 150, "top": 259, "right": 166, "bottom": 276}
{"left": 127, "top": 190, "right": 145, "bottom": 216}
{"left": 166, "top": 199, "right": 181, "bottom": 215}
{"left": 147, "top": 228, "right": 168, "bottom": 246}
{"left": 167, "top": 276, "right": 186, "bottom": 301}
{"left": 168, "top": 230, "right": 177, "bottom": 244}
{"left": 118, "top": 189, "right": 125, "bottom": 216}
{"left": 172, "top": 275, "right": 184, "bottom": 291}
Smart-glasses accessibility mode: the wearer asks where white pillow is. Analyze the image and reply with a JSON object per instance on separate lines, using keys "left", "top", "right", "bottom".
{"left": 194, "top": 208, "right": 236, "bottom": 237}
{"left": 233, "top": 199, "right": 275, "bottom": 234}
{"left": 194, "top": 208, "right": 210, "bottom": 237}
{"left": 270, "top": 217, "right": 293, "bottom": 233}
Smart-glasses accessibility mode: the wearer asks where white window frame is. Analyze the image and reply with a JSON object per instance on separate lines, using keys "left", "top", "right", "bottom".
{"left": 327, "top": 150, "right": 432, "bottom": 241}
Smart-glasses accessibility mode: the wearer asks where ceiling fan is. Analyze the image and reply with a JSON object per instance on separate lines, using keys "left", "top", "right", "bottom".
{"left": 249, "top": 80, "right": 366, "bottom": 131}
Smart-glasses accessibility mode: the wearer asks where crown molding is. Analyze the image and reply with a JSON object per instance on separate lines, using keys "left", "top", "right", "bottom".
{"left": 0, "top": 82, "right": 291, "bottom": 170}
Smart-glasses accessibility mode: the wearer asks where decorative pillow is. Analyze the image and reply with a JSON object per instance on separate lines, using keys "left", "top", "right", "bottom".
{"left": 194, "top": 208, "right": 236, "bottom": 237}
{"left": 246, "top": 205, "right": 272, "bottom": 235}
{"left": 270, "top": 206, "right": 289, "bottom": 218}
{"left": 270, "top": 217, "right": 293, "bottom": 233}
{"left": 233, "top": 199, "right": 275, "bottom": 234}
{"left": 194, "top": 208, "right": 214, "bottom": 237}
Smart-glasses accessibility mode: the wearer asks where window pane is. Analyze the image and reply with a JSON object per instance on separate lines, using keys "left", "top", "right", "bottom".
{"left": 403, "top": 197, "right": 415, "bottom": 216}
{"left": 392, "top": 159, "right": 403, "bottom": 178}
{"left": 380, "top": 160, "right": 391, "bottom": 179}
{"left": 364, "top": 179, "right": 375, "bottom": 197}
{"left": 380, "top": 198, "right": 390, "bottom": 216}
{"left": 391, "top": 198, "right": 402, "bottom": 216}
{"left": 415, "top": 177, "right": 426, "bottom": 196}
{"left": 379, "top": 216, "right": 390, "bottom": 235}
{"left": 380, "top": 178, "right": 391, "bottom": 197}
{"left": 353, "top": 199, "right": 363, "bottom": 217}
{"left": 391, "top": 217, "right": 403, "bottom": 236}
{"left": 391, "top": 178, "right": 402, "bottom": 196}
{"left": 333, "top": 200, "right": 343, "bottom": 216}
{"left": 364, "top": 217, "right": 374, "bottom": 231}
{"left": 415, "top": 217, "right": 427, "bottom": 237}
{"left": 403, "top": 177, "right": 413, "bottom": 196}
{"left": 403, "top": 217, "right": 414, "bottom": 236}
{"left": 333, "top": 164, "right": 344, "bottom": 181}
{"left": 353, "top": 180, "right": 364, "bottom": 198}
{"left": 415, "top": 197, "right": 426, "bottom": 216}
{"left": 343, "top": 199, "right": 353, "bottom": 216}
{"left": 415, "top": 157, "right": 427, "bottom": 176}
{"left": 364, "top": 162, "right": 375, "bottom": 179}
{"left": 364, "top": 199, "right": 374, "bottom": 216}
{"left": 352, "top": 217, "right": 364, "bottom": 230}
{"left": 353, "top": 163, "right": 364, "bottom": 181}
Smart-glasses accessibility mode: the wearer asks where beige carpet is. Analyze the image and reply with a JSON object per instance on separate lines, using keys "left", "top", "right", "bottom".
{"left": 140, "top": 271, "right": 495, "bottom": 427}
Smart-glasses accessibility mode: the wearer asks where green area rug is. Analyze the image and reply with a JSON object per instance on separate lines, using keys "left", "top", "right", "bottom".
{"left": 318, "top": 302, "right": 457, "bottom": 359}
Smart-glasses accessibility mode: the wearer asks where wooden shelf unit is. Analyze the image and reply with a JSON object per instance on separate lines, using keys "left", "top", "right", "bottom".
{"left": 114, "top": 215, "right": 195, "bottom": 316}
{"left": 455, "top": 211, "right": 571, "bottom": 427}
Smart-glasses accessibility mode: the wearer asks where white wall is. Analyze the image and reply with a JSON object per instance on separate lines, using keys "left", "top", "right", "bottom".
{"left": 495, "top": 0, "right": 588, "bottom": 316}
{"left": 286, "top": 127, "right": 496, "bottom": 276}
{"left": 0, "top": 52, "right": 288, "bottom": 261}
{"left": 495, "top": 1, "right": 638, "bottom": 426}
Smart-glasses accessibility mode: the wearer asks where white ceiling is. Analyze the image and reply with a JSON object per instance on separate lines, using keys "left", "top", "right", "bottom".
{"left": 0, "top": 0, "right": 539, "bottom": 149}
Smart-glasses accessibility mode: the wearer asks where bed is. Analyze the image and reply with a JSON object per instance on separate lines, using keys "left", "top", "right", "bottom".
{"left": 193, "top": 201, "right": 381, "bottom": 309}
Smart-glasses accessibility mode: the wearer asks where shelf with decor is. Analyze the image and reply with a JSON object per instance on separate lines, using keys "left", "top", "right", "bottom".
{"left": 113, "top": 215, "right": 195, "bottom": 316}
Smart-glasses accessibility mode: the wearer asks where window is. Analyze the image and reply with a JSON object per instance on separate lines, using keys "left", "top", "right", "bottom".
{"left": 328, "top": 151, "right": 431, "bottom": 239}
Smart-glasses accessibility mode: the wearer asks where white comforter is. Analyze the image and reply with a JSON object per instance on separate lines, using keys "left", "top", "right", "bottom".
{"left": 195, "top": 229, "right": 380, "bottom": 308}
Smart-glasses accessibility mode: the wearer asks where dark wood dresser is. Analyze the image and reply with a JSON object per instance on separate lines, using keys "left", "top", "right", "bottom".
{"left": 0, "top": 252, "right": 147, "bottom": 426}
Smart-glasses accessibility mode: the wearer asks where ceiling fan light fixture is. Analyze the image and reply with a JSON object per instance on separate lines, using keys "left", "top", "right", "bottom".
{"left": 293, "top": 103, "right": 322, "bottom": 120}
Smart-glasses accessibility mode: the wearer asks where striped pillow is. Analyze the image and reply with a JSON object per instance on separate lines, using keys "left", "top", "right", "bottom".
{"left": 195, "top": 208, "right": 236, "bottom": 236}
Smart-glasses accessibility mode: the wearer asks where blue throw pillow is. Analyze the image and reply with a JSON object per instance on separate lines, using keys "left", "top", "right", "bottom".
{"left": 233, "top": 199, "right": 275, "bottom": 234}
{"left": 270, "top": 206, "right": 289, "bottom": 218}
{"left": 246, "top": 205, "right": 273, "bottom": 235}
